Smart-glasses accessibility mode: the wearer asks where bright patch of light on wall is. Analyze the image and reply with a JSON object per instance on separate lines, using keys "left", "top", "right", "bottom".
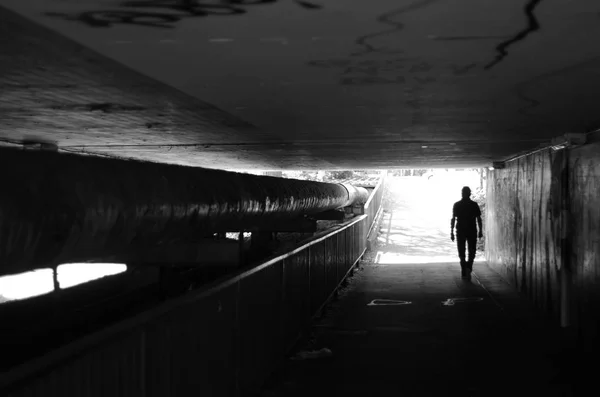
{"left": 57, "top": 263, "right": 127, "bottom": 289}
{"left": 0, "top": 269, "right": 54, "bottom": 302}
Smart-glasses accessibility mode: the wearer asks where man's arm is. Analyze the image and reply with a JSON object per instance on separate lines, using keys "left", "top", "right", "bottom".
{"left": 476, "top": 203, "right": 483, "bottom": 238}
{"left": 450, "top": 203, "right": 456, "bottom": 241}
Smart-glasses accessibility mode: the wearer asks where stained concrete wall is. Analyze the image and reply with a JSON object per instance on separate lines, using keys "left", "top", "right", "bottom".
{"left": 486, "top": 135, "right": 600, "bottom": 352}
{"left": 486, "top": 149, "right": 563, "bottom": 317}
{"left": 569, "top": 142, "right": 600, "bottom": 351}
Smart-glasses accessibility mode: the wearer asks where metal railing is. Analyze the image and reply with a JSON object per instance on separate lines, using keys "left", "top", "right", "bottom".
{"left": 1, "top": 176, "right": 386, "bottom": 397}
{"left": 364, "top": 173, "right": 386, "bottom": 240}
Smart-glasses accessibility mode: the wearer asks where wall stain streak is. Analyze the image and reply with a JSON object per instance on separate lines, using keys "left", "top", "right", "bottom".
{"left": 487, "top": 141, "right": 600, "bottom": 350}
{"left": 568, "top": 146, "right": 600, "bottom": 352}
{"left": 484, "top": 0, "right": 543, "bottom": 70}
{"left": 351, "top": 0, "right": 440, "bottom": 57}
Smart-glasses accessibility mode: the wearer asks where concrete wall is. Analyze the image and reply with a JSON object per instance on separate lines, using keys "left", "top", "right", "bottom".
{"left": 486, "top": 136, "right": 600, "bottom": 352}
{"left": 569, "top": 142, "right": 600, "bottom": 350}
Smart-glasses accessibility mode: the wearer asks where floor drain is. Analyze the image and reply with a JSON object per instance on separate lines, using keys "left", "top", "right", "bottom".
{"left": 367, "top": 299, "right": 412, "bottom": 306}
{"left": 442, "top": 297, "right": 484, "bottom": 306}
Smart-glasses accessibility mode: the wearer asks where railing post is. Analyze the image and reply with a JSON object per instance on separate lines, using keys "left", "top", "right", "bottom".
{"left": 280, "top": 258, "right": 286, "bottom": 359}
{"left": 52, "top": 266, "right": 59, "bottom": 291}
{"left": 234, "top": 279, "right": 241, "bottom": 397}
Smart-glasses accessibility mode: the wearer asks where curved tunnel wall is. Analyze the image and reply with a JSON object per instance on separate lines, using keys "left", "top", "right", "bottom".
{"left": 0, "top": 148, "right": 368, "bottom": 275}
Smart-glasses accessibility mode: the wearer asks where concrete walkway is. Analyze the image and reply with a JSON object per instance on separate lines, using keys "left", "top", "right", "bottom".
{"left": 260, "top": 260, "right": 574, "bottom": 396}
{"left": 258, "top": 176, "right": 575, "bottom": 397}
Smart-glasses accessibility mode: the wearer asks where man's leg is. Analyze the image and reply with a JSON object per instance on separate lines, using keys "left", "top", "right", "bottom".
{"left": 456, "top": 234, "right": 467, "bottom": 278}
{"left": 466, "top": 235, "right": 477, "bottom": 278}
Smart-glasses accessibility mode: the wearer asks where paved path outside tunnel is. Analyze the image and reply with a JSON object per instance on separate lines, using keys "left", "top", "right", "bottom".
{"left": 259, "top": 176, "right": 575, "bottom": 397}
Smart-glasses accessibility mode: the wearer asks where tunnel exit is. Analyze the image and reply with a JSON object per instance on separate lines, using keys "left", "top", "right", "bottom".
{"left": 375, "top": 168, "right": 486, "bottom": 265}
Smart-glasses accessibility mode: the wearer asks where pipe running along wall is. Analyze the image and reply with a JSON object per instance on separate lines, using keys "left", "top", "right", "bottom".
{"left": 0, "top": 148, "right": 370, "bottom": 276}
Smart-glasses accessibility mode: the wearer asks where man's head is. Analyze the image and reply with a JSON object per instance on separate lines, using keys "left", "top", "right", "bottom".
{"left": 461, "top": 186, "right": 471, "bottom": 199}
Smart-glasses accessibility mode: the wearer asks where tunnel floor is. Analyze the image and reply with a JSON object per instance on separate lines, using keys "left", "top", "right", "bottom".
{"left": 259, "top": 260, "right": 574, "bottom": 397}
{"left": 259, "top": 176, "right": 576, "bottom": 397}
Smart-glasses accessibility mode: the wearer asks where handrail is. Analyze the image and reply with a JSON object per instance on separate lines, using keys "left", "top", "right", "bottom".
{"left": 0, "top": 176, "right": 385, "bottom": 393}
{"left": 0, "top": 214, "right": 368, "bottom": 389}
{"left": 364, "top": 173, "right": 385, "bottom": 209}
{"left": 234, "top": 215, "right": 367, "bottom": 281}
{"left": 366, "top": 206, "right": 383, "bottom": 241}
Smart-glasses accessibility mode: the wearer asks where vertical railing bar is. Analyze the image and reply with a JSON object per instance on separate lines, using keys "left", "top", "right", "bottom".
{"left": 280, "top": 259, "right": 286, "bottom": 359}
{"left": 307, "top": 247, "right": 311, "bottom": 321}
{"left": 234, "top": 279, "right": 241, "bottom": 397}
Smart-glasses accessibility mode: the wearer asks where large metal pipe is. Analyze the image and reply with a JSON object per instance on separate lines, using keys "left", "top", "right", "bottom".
{"left": 0, "top": 148, "right": 370, "bottom": 275}
{"left": 339, "top": 183, "right": 370, "bottom": 206}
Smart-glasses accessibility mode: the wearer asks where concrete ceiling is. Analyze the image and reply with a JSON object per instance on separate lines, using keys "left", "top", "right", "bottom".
{"left": 1, "top": 0, "right": 600, "bottom": 170}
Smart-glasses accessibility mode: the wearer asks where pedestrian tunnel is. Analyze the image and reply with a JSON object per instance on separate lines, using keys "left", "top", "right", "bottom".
{"left": 1, "top": 1, "right": 600, "bottom": 394}
{"left": 1, "top": 133, "right": 599, "bottom": 396}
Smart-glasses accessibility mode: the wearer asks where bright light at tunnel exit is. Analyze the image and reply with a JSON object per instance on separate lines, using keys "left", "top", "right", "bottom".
{"left": 376, "top": 169, "right": 486, "bottom": 264}
{"left": 0, "top": 263, "right": 127, "bottom": 303}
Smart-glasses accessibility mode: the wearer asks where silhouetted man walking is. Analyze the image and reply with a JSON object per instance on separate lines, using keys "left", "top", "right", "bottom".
{"left": 450, "top": 186, "right": 483, "bottom": 280}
